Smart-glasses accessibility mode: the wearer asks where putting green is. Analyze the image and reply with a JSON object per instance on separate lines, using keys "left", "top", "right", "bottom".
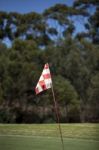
{"left": 0, "top": 135, "right": 99, "bottom": 150}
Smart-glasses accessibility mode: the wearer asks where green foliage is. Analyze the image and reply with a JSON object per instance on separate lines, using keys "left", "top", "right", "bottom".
{"left": 74, "top": 0, "right": 99, "bottom": 44}
{"left": 53, "top": 76, "right": 78, "bottom": 104}
{"left": 53, "top": 75, "right": 80, "bottom": 122}
{"left": 0, "top": 2, "right": 99, "bottom": 123}
{"left": 0, "top": 84, "right": 3, "bottom": 104}
{"left": 86, "top": 73, "right": 99, "bottom": 122}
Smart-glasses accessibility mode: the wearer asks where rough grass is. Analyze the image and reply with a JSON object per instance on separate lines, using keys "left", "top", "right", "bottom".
{"left": 0, "top": 124, "right": 99, "bottom": 150}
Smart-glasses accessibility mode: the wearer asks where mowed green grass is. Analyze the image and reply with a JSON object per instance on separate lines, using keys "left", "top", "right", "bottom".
{"left": 0, "top": 124, "right": 99, "bottom": 150}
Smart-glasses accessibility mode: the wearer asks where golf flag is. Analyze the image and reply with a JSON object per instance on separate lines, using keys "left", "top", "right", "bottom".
{"left": 35, "top": 63, "right": 64, "bottom": 150}
{"left": 35, "top": 63, "right": 52, "bottom": 94}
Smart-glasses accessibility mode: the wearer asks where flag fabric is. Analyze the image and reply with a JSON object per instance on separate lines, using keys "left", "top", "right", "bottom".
{"left": 35, "top": 63, "right": 52, "bottom": 94}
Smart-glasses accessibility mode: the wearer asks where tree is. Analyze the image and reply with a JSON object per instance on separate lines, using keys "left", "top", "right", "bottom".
{"left": 53, "top": 75, "right": 80, "bottom": 122}
{"left": 73, "top": 0, "right": 99, "bottom": 44}
{"left": 86, "top": 73, "right": 99, "bottom": 122}
{"left": 43, "top": 4, "right": 76, "bottom": 44}
{"left": 0, "top": 11, "right": 51, "bottom": 47}
{"left": 0, "top": 3, "right": 99, "bottom": 123}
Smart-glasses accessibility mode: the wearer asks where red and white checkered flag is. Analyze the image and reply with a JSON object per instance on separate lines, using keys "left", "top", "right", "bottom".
{"left": 35, "top": 63, "right": 52, "bottom": 94}
{"left": 35, "top": 63, "right": 64, "bottom": 150}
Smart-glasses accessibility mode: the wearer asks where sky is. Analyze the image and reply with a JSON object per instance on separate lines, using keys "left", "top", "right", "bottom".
{"left": 0, "top": 0, "right": 75, "bottom": 13}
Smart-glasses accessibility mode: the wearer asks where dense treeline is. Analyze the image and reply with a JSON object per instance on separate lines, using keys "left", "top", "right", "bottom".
{"left": 0, "top": 0, "right": 99, "bottom": 123}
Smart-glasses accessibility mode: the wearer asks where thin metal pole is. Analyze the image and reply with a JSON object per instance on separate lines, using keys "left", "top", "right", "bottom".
{"left": 51, "top": 83, "right": 64, "bottom": 150}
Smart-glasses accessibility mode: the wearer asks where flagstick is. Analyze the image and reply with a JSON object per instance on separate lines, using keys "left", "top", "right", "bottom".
{"left": 51, "top": 83, "right": 64, "bottom": 150}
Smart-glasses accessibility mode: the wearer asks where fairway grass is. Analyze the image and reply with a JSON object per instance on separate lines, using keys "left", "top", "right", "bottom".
{"left": 0, "top": 124, "right": 99, "bottom": 150}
